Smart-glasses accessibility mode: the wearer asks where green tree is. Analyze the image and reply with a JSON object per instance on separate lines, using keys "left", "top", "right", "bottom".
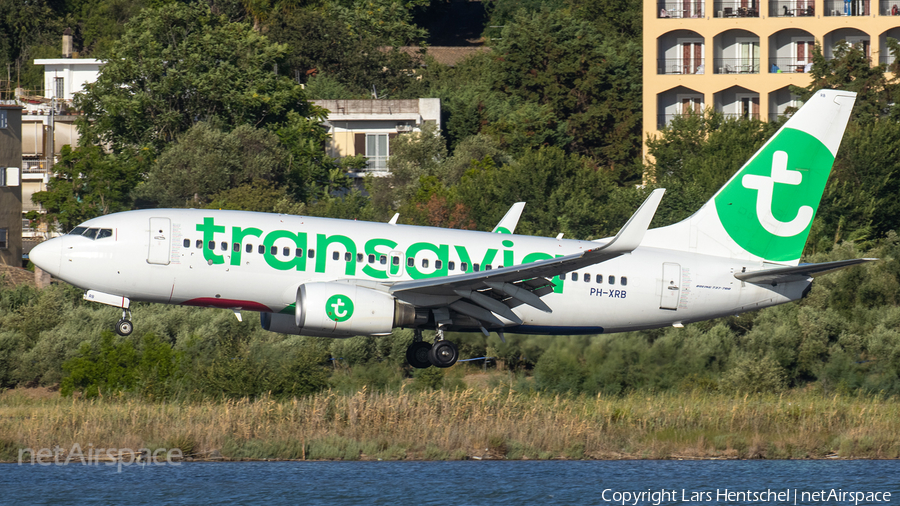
{"left": 134, "top": 123, "right": 289, "bottom": 208}
{"left": 75, "top": 1, "right": 310, "bottom": 154}
{"left": 485, "top": 8, "right": 643, "bottom": 179}
{"left": 30, "top": 144, "right": 146, "bottom": 232}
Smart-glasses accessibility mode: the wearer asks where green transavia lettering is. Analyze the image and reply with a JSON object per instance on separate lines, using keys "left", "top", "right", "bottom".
{"left": 193, "top": 217, "right": 566, "bottom": 292}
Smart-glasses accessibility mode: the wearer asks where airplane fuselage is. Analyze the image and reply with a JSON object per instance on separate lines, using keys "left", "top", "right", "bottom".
{"left": 44, "top": 208, "right": 805, "bottom": 335}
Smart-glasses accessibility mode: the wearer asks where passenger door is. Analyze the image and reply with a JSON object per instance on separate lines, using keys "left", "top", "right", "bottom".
{"left": 660, "top": 262, "right": 681, "bottom": 310}
{"left": 148, "top": 217, "right": 171, "bottom": 265}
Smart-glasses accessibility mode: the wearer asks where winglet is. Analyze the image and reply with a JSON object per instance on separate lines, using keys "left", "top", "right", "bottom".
{"left": 493, "top": 202, "right": 526, "bottom": 234}
{"left": 388, "top": 213, "right": 400, "bottom": 225}
{"left": 593, "top": 189, "right": 665, "bottom": 253}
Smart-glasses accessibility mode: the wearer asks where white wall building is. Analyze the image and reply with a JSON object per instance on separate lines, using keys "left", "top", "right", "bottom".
{"left": 32, "top": 59, "right": 103, "bottom": 102}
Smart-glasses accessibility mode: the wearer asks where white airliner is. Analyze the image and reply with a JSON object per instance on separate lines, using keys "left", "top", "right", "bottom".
{"left": 30, "top": 90, "right": 872, "bottom": 368}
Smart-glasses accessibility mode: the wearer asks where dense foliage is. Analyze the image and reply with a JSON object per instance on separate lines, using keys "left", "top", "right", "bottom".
{"left": 7, "top": 0, "right": 900, "bottom": 399}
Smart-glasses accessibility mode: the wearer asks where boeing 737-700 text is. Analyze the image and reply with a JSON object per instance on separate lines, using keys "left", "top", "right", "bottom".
{"left": 30, "top": 90, "right": 873, "bottom": 368}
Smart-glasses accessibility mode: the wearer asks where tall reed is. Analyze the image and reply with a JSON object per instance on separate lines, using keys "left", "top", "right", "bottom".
{"left": 2, "top": 388, "right": 898, "bottom": 461}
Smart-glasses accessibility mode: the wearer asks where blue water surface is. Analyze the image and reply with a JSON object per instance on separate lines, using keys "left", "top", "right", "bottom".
{"left": 1, "top": 460, "right": 897, "bottom": 505}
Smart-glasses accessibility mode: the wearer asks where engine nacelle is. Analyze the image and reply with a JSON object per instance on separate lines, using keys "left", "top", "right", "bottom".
{"left": 260, "top": 282, "right": 416, "bottom": 337}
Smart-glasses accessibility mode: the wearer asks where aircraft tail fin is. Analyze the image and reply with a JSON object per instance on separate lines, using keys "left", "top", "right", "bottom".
{"left": 644, "top": 89, "right": 857, "bottom": 265}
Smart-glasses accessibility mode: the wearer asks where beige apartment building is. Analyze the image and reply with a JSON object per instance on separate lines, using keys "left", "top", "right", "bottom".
{"left": 643, "top": 0, "right": 900, "bottom": 158}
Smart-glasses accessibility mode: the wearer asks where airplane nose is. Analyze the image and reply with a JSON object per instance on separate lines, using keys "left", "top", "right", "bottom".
{"left": 30, "top": 238, "right": 62, "bottom": 277}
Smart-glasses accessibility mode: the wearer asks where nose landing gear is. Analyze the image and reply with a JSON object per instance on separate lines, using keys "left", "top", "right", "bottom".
{"left": 406, "top": 328, "right": 459, "bottom": 368}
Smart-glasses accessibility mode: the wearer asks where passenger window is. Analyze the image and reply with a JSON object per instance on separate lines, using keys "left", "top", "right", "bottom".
{"left": 196, "top": 240, "right": 202, "bottom": 249}
{"left": 380, "top": 255, "right": 387, "bottom": 265}
{"left": 233, "top": 243, "right": 240, "bottom": 252}
{"left": 220, "top": 242, "right": 227, "bottom": 251}
{"left": 183, "top": 239, "right": 190, "bottom": 248}
{"left": 422, "top": 258, "right": 429, "bottom": 268}
{"left": 270, "top": 245, "right": 277, "bottom": 255}
{"left": 284, "top": 247, "right": 291, "bottom": 257}
{"left": 435, "top": 260, "right": 442, "bottom": 269}
{"left": 596, "top": 274, "right": 603, "bottom": 284}
{"left": 485, "top": 265, "right": 492, "bottom": 270}
{"left": 571, "top": 272, "right": 577, "bottom": 281}
{"left": 392, "top": 256, "right": 400, "bottom": 265}
{"left": 246, "top": 244, "right": 252, "bottom": 253}
{"left": 608, "top": 275, "right": 615, "bottom": 285}
{"left": 208, "top": 240, "right": 215, "bottom": 251}
{"left": 584, "top": 273, "right": 590, "bottom": 282}
{"left": 70, "top": 227, "right": 87, "bottom": 236}
{"left": 357, "top": 253, "right": 363, "bottom": 262}
{"left": 332, "top": 251, "right": 339, "bottom": 261}
{"left": 621, "top": 276, "right": 628, "bottom": 286}
{"left": 448, "top": 261, "right": 455, "bottom": 271}
{"left": 474, "top": 264, "right": 480, "bottom": 272}
{"left": 97, "top": 229, "right": 113, "bottom": 239}
{"left": 345, "top": 252, "right": 352, "bottom": 262}
{"left": 461, "top": 262, "right": 468, "bottom": 271}
{"left": 258, "top": 245, "right": 265, "bottom": 254}
{"left": 295, "top": 248, "right": 303, "bottom": 257}
{"left": 308, "top": 249, "right": 315, "bottom": 258}
{"left": 407, "top": 257, "right": 414, "bottom": 267}
{"left": 368, "top": 254, "right": 375, "bottom": 264}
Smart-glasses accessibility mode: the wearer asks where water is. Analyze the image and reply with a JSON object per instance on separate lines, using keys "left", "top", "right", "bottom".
{"left": 1, "top": 460, "right": 897, "bottom": 505}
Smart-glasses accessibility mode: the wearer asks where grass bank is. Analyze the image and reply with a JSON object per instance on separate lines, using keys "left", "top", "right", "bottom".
{"left": 2, "top": 387, "right": 899, "bottom": 462}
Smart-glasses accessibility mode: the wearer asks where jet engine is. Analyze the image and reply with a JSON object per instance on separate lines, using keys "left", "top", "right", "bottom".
{"left": 260, "top": 282, "right": 417, "bottom": 337}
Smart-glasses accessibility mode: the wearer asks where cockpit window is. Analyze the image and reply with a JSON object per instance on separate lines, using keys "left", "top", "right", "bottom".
{"left": 69, "top": 227, "right": 113, "bottom": 240}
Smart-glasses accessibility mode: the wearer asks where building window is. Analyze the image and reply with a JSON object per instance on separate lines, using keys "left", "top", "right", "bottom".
{"left": 54, "top": 77, "right": 65, "bottom": 99}
{"left": 0, "top": 110, "right": 6, "bottom": 129}
{"left": 0, "top": 229, "right": 6, "bottom": 249}
{"left": 366, "top": 134, "right": 389, "bottom": 170}
{"left": 0, "top": 167, "right": 5, "bottom": 186}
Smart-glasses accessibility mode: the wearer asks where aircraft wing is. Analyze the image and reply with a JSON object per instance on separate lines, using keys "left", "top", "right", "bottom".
{"left": 734, "top": 258, "right": 877, "bottom": 285}
{"left": 384, "top": 189, "right": 665, "bottom": 325}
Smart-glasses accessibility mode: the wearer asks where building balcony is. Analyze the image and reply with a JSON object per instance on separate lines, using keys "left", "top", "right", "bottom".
{"left": 768, "top": 0, "right": 815, "bottom": 16}
{"left": 23, "top": 159, "right": 52, "bottom": 175}
{"left": 722, "top": 112, "right": 761, "bottom": 119}
{"left": 824, "top": 0, "right": 871, "bottom": 15}
{"left": 714, "top": 58, "right": 761, "bottom": 73}
{"left": 880, "top": 0, "right": 900, "bottom": 14}
{"left": 658, "top": 0, "right": 706, "bottom": 18}
{"left": 657, "top": 58, "right": 707, "bottom": 74}
{"left": 768, "top": 58, "right": 813, "bottom": 72}
{"left": 713, "top": 1, "right": 761, "bottom": 17}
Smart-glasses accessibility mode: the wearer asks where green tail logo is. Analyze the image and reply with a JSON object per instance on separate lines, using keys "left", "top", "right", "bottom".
{"left": 714, "top": 128, "right": 834, "bottom": 262}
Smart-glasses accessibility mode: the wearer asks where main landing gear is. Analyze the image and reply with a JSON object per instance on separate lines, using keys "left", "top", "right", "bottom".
{"left": 115, "top": 309, "right": 134, "bottom": 336}
{"left": 406, "top": 328, "right": 459, "bottom": 368}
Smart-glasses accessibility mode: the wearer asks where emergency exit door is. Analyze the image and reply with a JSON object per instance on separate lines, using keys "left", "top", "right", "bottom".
{"left": 148, "top": 217, "right": 171, "bottom": 265}
{"left": 660, "top": 262, "right": 681, "bottom": 310}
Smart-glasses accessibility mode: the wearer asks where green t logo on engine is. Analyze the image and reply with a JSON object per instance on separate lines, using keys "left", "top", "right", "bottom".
{"left": 325, "top": 294, "right": 354, "bottom": 322}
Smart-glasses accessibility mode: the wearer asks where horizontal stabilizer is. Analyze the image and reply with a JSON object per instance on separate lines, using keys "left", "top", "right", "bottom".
{"left": 735, "top": 258, "right": 877, "bottom": 285}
